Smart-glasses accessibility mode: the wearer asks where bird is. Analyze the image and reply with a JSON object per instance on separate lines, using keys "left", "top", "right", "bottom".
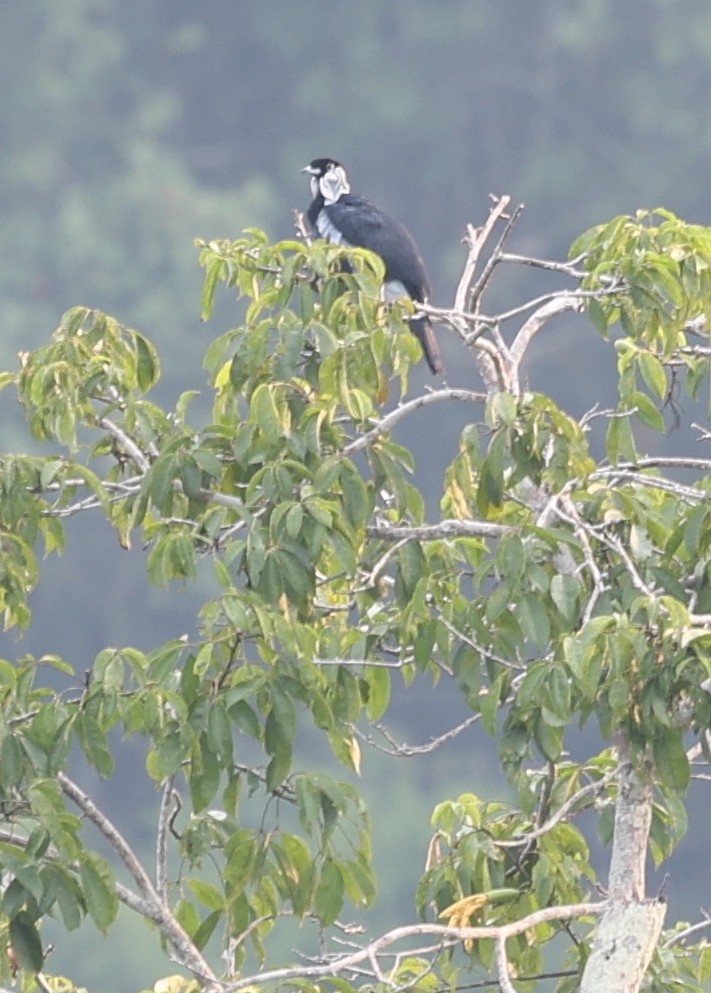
{"left": 302, "top": 158, "right": 444, "bottom": 375}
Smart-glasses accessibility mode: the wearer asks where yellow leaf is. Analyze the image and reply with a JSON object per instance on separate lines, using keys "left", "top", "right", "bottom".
{"left": 348, "top": 736, "right": 362, "bottom": 776}
{"left": 439, "top": 893, "right": 489, "bottom": 924}
{"left": 447, "top": 480, "right": 470, "bottom": 519}
{"left": 154, "top": 976, "right": 199, "bottom": 993}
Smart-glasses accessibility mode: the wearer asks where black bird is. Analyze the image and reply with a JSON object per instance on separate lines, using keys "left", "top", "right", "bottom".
{"left": 302, "top": 158, "right": 444, "bottom": 375}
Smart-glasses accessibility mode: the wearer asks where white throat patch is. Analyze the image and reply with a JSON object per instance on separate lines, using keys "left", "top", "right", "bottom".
{"left": 319, "top": 164, "right": 350, "bottom": 204}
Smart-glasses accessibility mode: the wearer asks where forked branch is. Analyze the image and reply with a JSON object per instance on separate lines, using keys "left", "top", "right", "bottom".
{"left": 57, "top": 773, "right": 216, "bottom": 982}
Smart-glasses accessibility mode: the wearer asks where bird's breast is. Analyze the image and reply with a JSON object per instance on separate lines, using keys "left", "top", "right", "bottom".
{"left": 316, "top": 210, "right": 351, "bottom": 247}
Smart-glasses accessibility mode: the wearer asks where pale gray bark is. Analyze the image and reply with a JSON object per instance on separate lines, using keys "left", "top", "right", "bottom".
{"left": 580, "top": 741, "right": 666, "bottom": 993}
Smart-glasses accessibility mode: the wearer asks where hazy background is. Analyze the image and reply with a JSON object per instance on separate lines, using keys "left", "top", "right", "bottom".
{"left": 1, "top": 2, "right": 710, "bottom": 988}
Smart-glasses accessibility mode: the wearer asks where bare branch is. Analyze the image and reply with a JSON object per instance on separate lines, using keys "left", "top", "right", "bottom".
{"left": 548, "top": 496, "right": 607, "bottom": 623}
{"left": 592, "top": 468, "right": 704, "bottom": 503}
{"left": 438, "top": 613, "right": 527, "bottom": 671}
{"left": 343, "top": 388, "right": 486, "bottom": 457}
{"left": 313, "top": 657, "right": 406, "bottom": 669}
{"left": 361, "top": 537, "right": 411, "bottom": 588}
{"left": 156, "top": 776, "right": 177, "bottom": 902}
{"left": 469, "top": 202, "right": 525, "bottom": 309}
{"left": 0, "top": 827, "right": 158, "bottom": 921}
{"left": 663, "top": 913, "right": 711, "bottom": 948}
{"left": 498, "top": 250, "right": 587, "bottom": 278}
{"left": 57, "top": 773, "right": 216, "bottom": 981}
{"left": 491, "top": 284, "right": 619, "bottom": 327}
{"left": 355, "top": 712, "right": 482, "bottom": 757}
{"left": 454, "top": 197, "right": 512, "bottom": 313}
{"left": 509, "top": 294, "right": 586, "bottom": 372}
{"left": 221, "top": 903, "right": 605, "bottom": 993}
{"left": 293, "top": 209, "right": 313, "bottom": 244}
{"left": 367, "top": 519, "right": 511, "bottom": 542}
{"left": 495, "top": 934, "right": 518, "bottom": 993}
{"left": 58, "top": 773, "right": 159, "bottom": 899}
{"left": 99, "top": 417, "right": 151, "bottom": 473}
{"left": 495, "top": 769, "right": 616, "bottom": 849}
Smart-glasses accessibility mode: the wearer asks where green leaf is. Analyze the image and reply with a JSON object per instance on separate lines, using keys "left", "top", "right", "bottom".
{"left": 135, "top": 332, "right": 160, "bottom": 391}
{"left": 534, "top": 715, "right": 562, "bottom": 761}
{"left": 1, "top": 735, "right": 24, "bottom": 788}
{"left": 476, "top": 431, "right": 506, "bottom": 514}
{"left": 340, "top": 463, "right": 369, "bottom": 529}
{"left": 251, "top": 384, "right": 283, "bottom": 443}
{"left": 188, "top": 879, "right": 225, "bottom": 912}
{"left": 516, "top": 662, "right": 549, "bottom": 709}
{"left": 44, "top": 864, "right": 84, "bottom": 931}
{"left": 628, "top": 390, "right": 665, "bottom": 432}
{"left": 587, "top": 298, "right": 609, "bottom": 336}
{"left": 76, "top": 714, "right": 114, "bottom": 778}
{"left": 295, "top": 775, "right": 322, "bottom": 836}
{"left": 175, "top": 898, "right": 200, "bottom": 939}
{"left": 489, "top": 391, "right": 517, "bottom": 427}
{"left": 315, "top": 859, "right": 344, "bottom": 926}
{"left": 364, "top": 665, "right": 391, "bottom": 721}
{"left": 79, "top": 856, "right": 118, "bottom": 933}
{"left": 265, "top": 708, "right": 293, "bottom": 789}
{"left": 224, "top": 830, "right": 257, "bottom": 890}
{"left": 193, "top": 909, "right": 222, "bottom": 951}
{"left": 9, "top": 912, "right": 44, "bottom": 972}
{"left": 180, "top": 456, "right": 204, "bottom": 499}
{"left": 146, "top": 729, "right": 186, "bottom": 781}
{"left": 146, "top": 454, "right": 177, "bottom": 514}
{"left": 497, "top": 533, "right": 525, "bottom": 583}
{"left": 637, "top": 351, "right": 667, "bottom": 399}
{"left": 201, "top": 257, "right": 225, "bottom": 321}
{"left": 605, "top": 413, "right": 637, "bottom": 463}
{"left": 550, "top": 574, "right": 579, "bottom": 623}
{"left": 207, "top": 701, "right": 234, "bottom": 764}
{"left": 189, "top": 734, "right": 221, "bottom": 812}
{"left": 653, "top": 729, "right": 690, "bottom": 793}
{"left": 518, "top": 593, "right": 551, "bottom": 650}
{"left": 396, "top": 541, "right": 425, "bottom": 599}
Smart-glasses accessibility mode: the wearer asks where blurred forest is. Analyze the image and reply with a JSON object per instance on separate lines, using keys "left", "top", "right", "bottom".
{"left": 2, "top": 2, "right": 711, "bottom": 988}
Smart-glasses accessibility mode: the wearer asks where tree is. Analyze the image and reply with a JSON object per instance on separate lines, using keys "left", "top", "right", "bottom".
{"left": 1, "top": 197, "right": 711, "bottom": 993}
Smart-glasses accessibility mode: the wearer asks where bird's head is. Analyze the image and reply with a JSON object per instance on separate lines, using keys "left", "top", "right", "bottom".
{"left": 302, "top": 158, "right": 351, "bottom": 204}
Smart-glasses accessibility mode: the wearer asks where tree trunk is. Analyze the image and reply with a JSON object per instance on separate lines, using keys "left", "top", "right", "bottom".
{"left": 579, "top": 740, "right": 666, "bottom": 993}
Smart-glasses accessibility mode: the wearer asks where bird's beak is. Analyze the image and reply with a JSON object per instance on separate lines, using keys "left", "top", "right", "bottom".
{"left": 302, "top": 165, "right": 317, "bottom": 175}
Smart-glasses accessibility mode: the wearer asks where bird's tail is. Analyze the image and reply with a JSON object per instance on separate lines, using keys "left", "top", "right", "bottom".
{"left": 410, "top": 315, "right": 444, "bottom": 376}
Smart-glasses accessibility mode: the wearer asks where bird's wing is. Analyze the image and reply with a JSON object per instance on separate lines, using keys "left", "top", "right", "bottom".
{"left": 322, "top": 196, "right": 430, "bottom": 302}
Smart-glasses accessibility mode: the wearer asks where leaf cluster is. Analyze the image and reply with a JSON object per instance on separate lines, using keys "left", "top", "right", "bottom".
{"left": 0, "top": 220, "right": 711, "bottom": 990}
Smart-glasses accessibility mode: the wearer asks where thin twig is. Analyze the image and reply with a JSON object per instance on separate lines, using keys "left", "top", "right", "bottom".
{"left": 498, "top": 251, "right": 587, "bottom": 278}
{"left": 469, "top": 202, "right": 525, "bottom": 309}
{"left": 454, "top": 197, "right": 512, "bottom": 313}
{"left": 355, "top": 713, "right": 481, "bottom": 757}
{"left": 663, "top": 913, "right": 711, "bottom": 948}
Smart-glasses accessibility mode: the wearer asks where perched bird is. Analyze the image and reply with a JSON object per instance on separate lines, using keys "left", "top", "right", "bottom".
{"left": 302, "top": 158, "right": 444, "bottom": 375}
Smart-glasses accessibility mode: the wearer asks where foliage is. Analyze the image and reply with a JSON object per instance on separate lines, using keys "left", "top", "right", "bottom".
{"left": 0, "top": 209, "right": 711, "bottom": 992}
